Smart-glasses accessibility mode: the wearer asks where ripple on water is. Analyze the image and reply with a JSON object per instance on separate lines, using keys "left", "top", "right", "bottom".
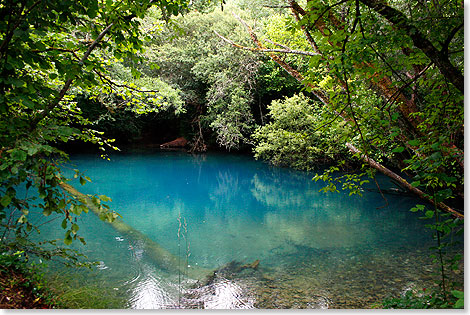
{"left": 127, "top": 268, "right": 175, "bottom": 309}
{"left": 183, "top": 277, "right": 255, "bottom": 309}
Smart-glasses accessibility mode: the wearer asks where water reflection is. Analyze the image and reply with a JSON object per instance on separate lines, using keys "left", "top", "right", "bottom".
{"left": 184, "top": 278, "right": 255, "bottom": 309}
{"left": 47, "top": 151, "right": 460, "bottom": 309}
{"left": 128, "top": 264, "right": 176, "bottom": 309}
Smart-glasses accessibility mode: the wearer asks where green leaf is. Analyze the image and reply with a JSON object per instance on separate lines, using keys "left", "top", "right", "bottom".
{"left": 454, "top": 299, "right": 464, "bottom": 309}
{"left": 425, "top": 210, "right": 434, "bottom": 219}
{"left": 26, "top": 144, "right": 39, "bottom": 156}
{"left": 71, "top": 223, "right": 79, "bottom": 234}
{"left": 17, "top": 215, "right": 27, "bottom": 223}
{"left": 410, "top": 204, "right": 425, "bottom": 212}
{"left": 392, "top": 146, "right": 405, "bottom": 153}
{"left": 0, "top": 195, "right": 12, "bottom": 207}
{"left": 79, "top": 177, "right": 86, "bottom": 185}
{"left": 64, "top": 231, "right": 73, "bottom": 245}
{"left": 10, "top": 149, "right": 27, "bottom": 162}
{"left": 410, "top": 181, "right": 421, "bottom": 188}
{"left": 99, "top": 195, "right": 112, "bottom": 202}
{"left": 407, "top": 139, "right": 420, "bottom": 146}
{"left": 79, "top": 237, "right": 86, "bottom": 245}
{"left": 70, "top": 204, "right": 83, "bottom": 215}
{"left": 452, "top": 290, "right": 464, "bottom": 308}
{"left": 61, "top": 219, "right": 67, "bottom": 229}
{"left": 43, "top": 207, "right": 52, "bottom": 216}
{"left": 99, "top": 212, "right": 107, "bottom": 221}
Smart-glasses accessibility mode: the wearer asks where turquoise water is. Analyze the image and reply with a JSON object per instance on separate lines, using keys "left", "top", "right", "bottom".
{"left": 27, "top": 150, "right": 457, "bottom": 308}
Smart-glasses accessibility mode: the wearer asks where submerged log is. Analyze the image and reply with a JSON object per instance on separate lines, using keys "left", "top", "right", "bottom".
{"left": 59, "top": 182, "right": 209, "bottom": 280}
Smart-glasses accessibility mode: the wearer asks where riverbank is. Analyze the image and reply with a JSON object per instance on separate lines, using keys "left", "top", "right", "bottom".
{"left": 0, "top": 263, "right": 55, "bottom": 309}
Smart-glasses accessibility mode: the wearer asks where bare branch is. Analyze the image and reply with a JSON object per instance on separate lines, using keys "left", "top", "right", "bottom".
{"left": 263, "top": 39, "right": 291, "bottom": 50}
{"left": 214, "top": 30, "right": 319, "bottom": 57}
{"left": 263, "top": 5, "right": 291, "bottom": 8}
{"left": 94, "top": 70, "right": 161, "bottom": 93}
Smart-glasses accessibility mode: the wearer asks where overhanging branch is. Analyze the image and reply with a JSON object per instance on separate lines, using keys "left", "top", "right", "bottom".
{"left": 218, "top": 11, "right": 463, "bottom": 218}
{"left": 214, "top": 31, "right": 319, "bottom": 57}
{"left": 358, "top": 0, "right": 464, "bottom": 94}
{"left": 346, "top": 143, "right": 463, "bottom": 218}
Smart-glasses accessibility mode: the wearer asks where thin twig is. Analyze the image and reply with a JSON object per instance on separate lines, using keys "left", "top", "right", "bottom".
{"left": 214, "top": 31, "right": 319, "bottom": 57}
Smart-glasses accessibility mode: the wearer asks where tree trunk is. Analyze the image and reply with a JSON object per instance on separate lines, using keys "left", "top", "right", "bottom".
{"left": 358, "top": 0, "right": 464, "bottom": 94}
{"left": 346, "top": 143, "right": 463, "bottom": 218}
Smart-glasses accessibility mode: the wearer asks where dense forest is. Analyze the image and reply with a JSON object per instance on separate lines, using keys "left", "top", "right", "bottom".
{"left": 0, "top": 0, "right": 464, "bottom": 309}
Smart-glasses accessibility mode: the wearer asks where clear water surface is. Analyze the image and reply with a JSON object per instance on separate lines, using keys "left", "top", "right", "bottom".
{"left": 30, "top": 150, "right": 455, "bottom": 308}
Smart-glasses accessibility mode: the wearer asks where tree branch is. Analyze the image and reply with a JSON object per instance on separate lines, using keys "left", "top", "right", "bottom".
{"left": 31, "top": 22, "right": 115, "bottom": 128}
{"left": 221, "top": 12, "right": 462, "bottom": 217}
{"left": 358, "top": 0, "right": 464, "bottom": 94}
{"left": 346, "top": 143, "right": 463, "bottom": 218}
{"left": 441, "top": 21, "right": 463, "bottom": 56}
{"left": 214, "top": 30, "right": 319, "bottom": 57}
{"left": 94, "top": 70, "right": 162, "bottom": 93}
{"left": 0, "top": 0, "right": 41, "bottom": 57}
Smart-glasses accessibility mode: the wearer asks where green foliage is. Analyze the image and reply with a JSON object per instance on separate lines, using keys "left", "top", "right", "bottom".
{"left": 140, "top": 6, "right": 263, "bottom": 149}
{"left": 253, "top": 93, "right": 347, "bottom": 170}
{"left": 105, "top": 62, "right": 186, "bottom": 115}
{"left": 312, "top": 164, "right": 372, "bottom": 196}
{"left": 0, "top": 251, "right": 57, "bottom": 307}
{"left": 0, "top": 0, "right": 192, "bottom": 265}
{"left": 382, "top": 285, "right": 464, "bottom": 309}
{"left": 207, "top": 85, "right": 255, "bottom": 149}
{"left": 382, "top": 288, "right": 461, "bottom": 309}
{"left": 451, "top": 290, "right": 464, "bottom": 309}
{"left": 241, "top": 1, "right": 464, "bottom": 309}
{"left": 248, "top": 0, "right": 463, "bottom": 208}
{"left": 411, "top": 201, "right": 463, "bottom": 295}
{"left": 139, "top": 4, "right": 303, "bottom": 150}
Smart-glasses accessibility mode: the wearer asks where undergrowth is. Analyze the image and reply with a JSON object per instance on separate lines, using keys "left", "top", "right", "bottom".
{"left": 0, "top": 251, "right": 57, "bottom": 309}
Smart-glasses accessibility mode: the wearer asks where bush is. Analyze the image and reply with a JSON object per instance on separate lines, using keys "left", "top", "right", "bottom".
{"left": 253, "top": 93, "right": 348, "bottom": 170}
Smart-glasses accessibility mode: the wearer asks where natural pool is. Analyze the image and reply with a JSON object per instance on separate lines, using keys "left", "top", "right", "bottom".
{"left": 30, "top": 150, "right": 461, "bottom": 308}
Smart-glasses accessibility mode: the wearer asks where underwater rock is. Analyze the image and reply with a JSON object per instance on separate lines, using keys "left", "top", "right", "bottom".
{"left": 241, "top": 260, "right": 260, "bottom": 271}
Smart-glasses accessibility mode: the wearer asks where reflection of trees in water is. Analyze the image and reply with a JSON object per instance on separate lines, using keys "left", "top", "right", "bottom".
{"left": 250, "top": 172, "right": 364, "bottom": 220}
{"left": 250, "top": 173, "right": 317, "bottom": 209}
{"left": 188, "top": 154, "right": 207, "bottom": 185}
{"left": 210, "top": 170, "right": 240, "bottom": 205}
{"left": 263, "top": 212, "right": 372, "bottom": 249}
{"left": 248, "top": 171, "right": 427, "bottom": 249}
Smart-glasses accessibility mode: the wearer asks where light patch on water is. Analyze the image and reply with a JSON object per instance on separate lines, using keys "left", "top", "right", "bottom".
{"left": 97, "top": 261, "right": 109, "bottom": 270}
{"left": 184, "top": 278, "right": 255, "bottom": 309}
{"left": 126, "top": 262, "right": 180, "bottom": 309}
{"left": 129, "top": 274, "right": 175, "bottom": 309}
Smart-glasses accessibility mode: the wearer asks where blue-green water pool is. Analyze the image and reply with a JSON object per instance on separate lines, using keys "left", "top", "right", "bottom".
{"left": 28, "top": 150, "right": 460, "bottom": 308}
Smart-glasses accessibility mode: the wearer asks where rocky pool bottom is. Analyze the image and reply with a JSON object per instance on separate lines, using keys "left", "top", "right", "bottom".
{"left": 44, "top": 244, "right": 463, "bottom": 309}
